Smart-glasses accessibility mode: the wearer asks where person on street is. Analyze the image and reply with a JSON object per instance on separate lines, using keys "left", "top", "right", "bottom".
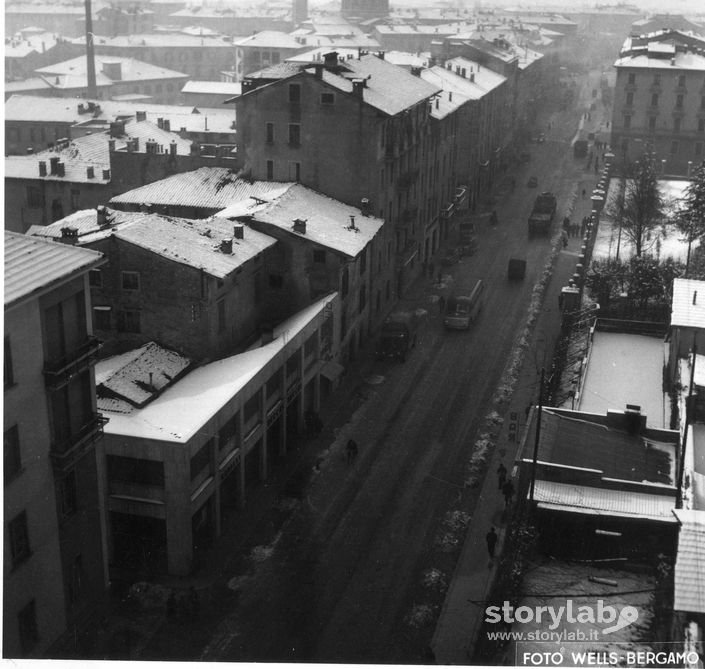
{"left": 486, "top": 527, "right": 498, "bottom": 558}
{"left": 346, "top": 438, "right": 359, "bottom": 464}
{"left": 497, "top": 462, "right": 507, "bottom": 490}
{"left": 502, "top": 479, "right": 515, "bottom": 507}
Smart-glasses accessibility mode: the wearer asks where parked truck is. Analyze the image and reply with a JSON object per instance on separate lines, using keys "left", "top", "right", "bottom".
{"left": 528, "top": 192, "right": 557, "bottom": 237}
{"left": 376, "top": 311, "right": 421, "bottom": 362}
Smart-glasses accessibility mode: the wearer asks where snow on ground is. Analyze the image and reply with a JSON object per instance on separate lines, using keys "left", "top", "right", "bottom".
{"left": 498, "top": 560, "right": 657, "bottom": 666}
{"left": 594, "top": 179, "right": 694, "bottom": 262}
{"left": 577, "top": 332, "right": 667, "bottom": 428}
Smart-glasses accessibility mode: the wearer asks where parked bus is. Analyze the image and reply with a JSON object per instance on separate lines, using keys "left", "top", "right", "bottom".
{"left": 443, "top": 280, "right": 485, "bottom": 330}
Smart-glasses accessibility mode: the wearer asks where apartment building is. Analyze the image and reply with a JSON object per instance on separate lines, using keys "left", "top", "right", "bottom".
{"left": 232, "top": 52, "right": 463, "bottom": 294}
{"left": 611, "top": 30, "right": 705, "bottom": 175}
{"left": 4, "top": 232, "right": 107, "bottom": 657}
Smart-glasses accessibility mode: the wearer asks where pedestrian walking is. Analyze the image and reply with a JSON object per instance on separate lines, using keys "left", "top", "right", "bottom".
{"left": 497, "top": 462, "right": 508, "bottom": 490}
{"left": 486, "top": 527, "right": 498, "bottom": 558}
{"left": 346, "top": 438, "right": 359, "bottom": 464}
{"left": 502, "top": 479, "right": 515, "bottom": 507}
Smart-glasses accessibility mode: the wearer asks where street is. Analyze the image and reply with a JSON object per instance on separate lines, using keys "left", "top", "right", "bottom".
{"left": 193, "top": 81, "right": 603, "bottom": 664}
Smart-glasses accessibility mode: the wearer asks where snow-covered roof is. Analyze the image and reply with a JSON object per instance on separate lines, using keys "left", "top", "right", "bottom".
{"left": 109, "top": 168, "right": 290, "bottom": 211}
{"left": 578, "top": 331, "right": 667, "bottom": 428}
{"left": 673, "top": 509, "right": 705, "bottom": 612}
{"left": 672, "top": 278, "right": 705, "bottom": 330}
{"left": 181, "top": 80, "right": 242, "bottom": 96}
{"left": 444, "top": 57, "right": 507, "bottom": 94}
{"left": 420, "top": 68, "right": 472, "bottom": 118}
{"left": 219, "top": 184, "right": 384, "bottom": 258}
{"left": 615, "top": 49, "right": 705, "bottom": 71}
{"left": 100, "top": 293, "right": 337, "bottom": 443}
{"left": 534, "top": 480, "right": 677, "bottom": 523}
{"left": 72, "top": 33, "right": 234, "bottom": 48}
{"left": 234, "top": 30, "right": 304, "bottom": 49}
{"left": 4, "top": 231, "right": 104, "bottom": 309}
{"left": 96, "top": 342, "right": 191, "bottom": 412}
{"left": 35, "top": 55, "right": 189, "bottom": 84}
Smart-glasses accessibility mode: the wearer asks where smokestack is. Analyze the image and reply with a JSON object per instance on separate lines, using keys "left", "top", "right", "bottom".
{"left": 84, "top": 0, "right": 97, "bottom": 99}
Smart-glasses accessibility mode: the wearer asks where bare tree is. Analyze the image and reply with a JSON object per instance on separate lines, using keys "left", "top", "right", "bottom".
{"left": 675, "top": 160, "right": 705, "bottom": 275}
{"left": 618, "top": 152, "right": 665, "bottom": 258}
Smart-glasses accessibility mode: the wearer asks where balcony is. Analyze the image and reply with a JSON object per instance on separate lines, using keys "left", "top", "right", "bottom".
{"left": 51, "top": 412, "right": 107, "bottom": 472}
{"left": 44, "top": 336, "right": 103, "bottom": 389}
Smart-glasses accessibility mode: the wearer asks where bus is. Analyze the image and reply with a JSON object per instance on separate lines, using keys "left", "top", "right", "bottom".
{"left": 443, "top": 280, "right": 485, "bottom": 330}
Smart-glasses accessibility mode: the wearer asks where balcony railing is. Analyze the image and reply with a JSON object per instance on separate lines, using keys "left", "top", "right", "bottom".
{"left": 44, "top": 336, "right": 103, "bottom": 389}
{"left": 51, "top": 412, "right": 107, "bottom": 472}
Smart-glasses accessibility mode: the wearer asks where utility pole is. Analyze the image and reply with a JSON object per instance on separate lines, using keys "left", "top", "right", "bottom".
{"left": 85, "top": 0, "right": 97, "bottom": 99}
{"left": 529, "top": 367, "right": 545, "bottom": 504}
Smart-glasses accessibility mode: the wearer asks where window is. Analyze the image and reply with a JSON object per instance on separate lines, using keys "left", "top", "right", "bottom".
{"left": 627, "top": 72, "right": 635, "bottom": 85}
{"left": 696, "top": 142, "right": 703, "bottom": 157}
{"left": 676, "top": 94, "right": 684, "bottom": 109}
{"left": 268, "top": 274, "right": 283, "bottom": 289}
{"left": 190, "top": 440, "right": 212, "bottom": 480}
{"left": 651, "top": 93, "right": 659, "bottom": 107}
{"left": 107, "top": 455, "right": 165, "bottom": 486}
{"left": 678, "top": 74, "right": 686, "bottom": 87}
{"left": 93, "top": 306, "right": 111, "bottom": 330}
{"left": 5, "top": 336, "right": 14, "bottom": 388}
{"left": 649, "top": 116, "right": 657, "bottom": 131}
{"left": 674, "top": 117, "right": 681, "bottom": 132}
{"left": 70, "top": 188, "right": 80, "bottom": 210}
{"left": 671, "top": 140, "right": 679, "bottom": 155}
{"left": 320, "top": 92, "right": 335, "bottom": 104}
{"left": 288, "top": 123, "right": 301, "bottom": 146}
{"left": 623, "top": 115, "right": 631, "bottom": 129}
{"left": 116, "top": 310, "right": 140, "bottom": 333}
{"left": 68, "top": 555, "right": 84, "bottom": 605}
{"left": 313, "top": 249, "right": 325, "bottom": 263}
{"left": 244, "top": 393, "right": 261, "bottom": 423}
{"left": 266, "top": 160, "right": 274, "bottom": 180}
{"left": 625, "top": 92, "right": 634, "bottom": 106}
{"left": 18, "top": 600, "right": 38, "bottom": 654}
{"left": 121, "top": 271, "right": 140, "bottom": 291}
{"left": 26, "top": 186, "right": 44, "bottom": 208}
{"left": 4, "top": 424, "right": 21, "bottom": 482}
{"left": 289, "top": 161, "right": 301, "bottom": 181}
{"left": 699, "top": 119, "right": 705, "bottom": 133}
{"left": 341, "top": 267, "right": 349, "bottom": 297}
{"left": 89, "top": 269, "right": 102, "bottom": 287}
{"left": 218, "top": 414, "right": 238, "bottom": 450}
{"left": 265, "top": 122, "right": 274, "bottom": 143}
{"left": 653, "top": 74, "right": 661, "bottom": 85}
{"left": 9, "top": 511, "right": 30, "bottom": 567}
{"left": 58, "top": 470, "right": 77, "bottom": 518}
{"left": 217, "top": 299, "right": 226, "bottom": 333}
{"left": 288, "top": 83, "right": 301, "bottom": 103}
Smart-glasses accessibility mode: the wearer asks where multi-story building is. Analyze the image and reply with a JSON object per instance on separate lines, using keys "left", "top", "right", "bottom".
{"left": 232, "top": 31, "right": 310, "bottom": 81}
{"left": 611, "top": 30, "right": 705, "bottom": 175}
{"left": 341, "top": 0, "right": 389, "bottom": 21}
{"left": 29, "top": 207, "right": 280, "bottom": 361}
{"left": 232, "top": 52, "right": 456, "bottom": 294}
{"left": 5, "top": 30, "right": 75, "bottom": 82}
{"left": 96, "top": 293, "right": 337, "bottom": 576}
{"left": 4, "top": 3, "right": 86, "bottom": 38}
{"left": 167, "top": 5, "right": 292, "bottom": 36}
{"left": 4, "top": 232, "right": 108, "bottom": 657}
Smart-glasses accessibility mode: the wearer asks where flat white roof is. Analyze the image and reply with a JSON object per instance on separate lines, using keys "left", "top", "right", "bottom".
{"left": 672, "top": 278, "right": 705, "bottom": 329}
{"left": 578, "top": 331, "right": 667, "bottom": 428}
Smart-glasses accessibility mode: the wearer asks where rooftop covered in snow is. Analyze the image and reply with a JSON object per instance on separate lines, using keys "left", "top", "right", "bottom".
{"left": 672, "top": 278, "right": 705, "bottom": 330}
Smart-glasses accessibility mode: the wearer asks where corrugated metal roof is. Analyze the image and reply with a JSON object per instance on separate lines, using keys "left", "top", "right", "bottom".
{"left": 671, "top": 278, "right": 705, "bottom": 329}
{"left": 673, "top": 509, "right": 705, "bottom": 613}
{"left": 4, "top": 231, "right": 104, "bottom": 309}
{"left": 533, "top": 480, "right": 677, "bottom": 522}
{"left": 109, "top": 167, "right": 289, "bottom": 210}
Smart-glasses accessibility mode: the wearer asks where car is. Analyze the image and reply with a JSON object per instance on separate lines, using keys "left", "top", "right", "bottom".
{"left": 527, "top": 176, "right": 538, "bottom": 188}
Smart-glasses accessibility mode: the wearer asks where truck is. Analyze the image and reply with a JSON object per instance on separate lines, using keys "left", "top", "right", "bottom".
{"left": 443, "top": 280, "right": 485, "bottom": 330}
{"left": 528, "top": 192, "right": 557, "bottom": 237}
{"left": 508, "top": 257, "right": 527, "bottom": 281}
{"left": 376, "top": 311, "right": 421, "bottom": 362}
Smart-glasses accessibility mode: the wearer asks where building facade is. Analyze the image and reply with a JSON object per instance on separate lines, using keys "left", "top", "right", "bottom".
{"left": 4, "top": 232, "right": 108, "bottom": 657}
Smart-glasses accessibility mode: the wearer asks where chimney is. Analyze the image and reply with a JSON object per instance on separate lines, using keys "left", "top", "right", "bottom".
{"left": 233, "top": 224, "right": 244, "bottom": 239}
{"left": 108, "top": 138, "right": 116, "bottom": 152}
{"left": 60, "top": 226, "right": 79, "bottom": 244}
{"left": 26, "top": 147, "right": 34, "bottom": 155}
{"left": 163, "top": 119, "right": 170, "bottom": 131}
{"left": 102, "top": 60, "right": 122, "bottom": 81}
{"left": 49, "top": 156, "right": 60, "bottom": 174}
{"left": 694, "top": 291, "right": 698, "bottom": 305}
{"left": 449, "top": 91, "right": 453, "bottom": 102}
{"left": 169, "top": 141, "right": 177, "bottom": 156}
{"left": 349, "top": 215, "right": 357, "bottom": 230}
{"left": 314, "top": 63, "right": 323, "bottom": 78}
{"left": 157, "top": 117, "right": 164, "bottom": 129}
{"left": 470, "top": 72, "right": 475, "bottom": 83}
{"left": 96, "top": 205, "right": 108, "bottom": 227}
{"left": 102, "top": 168, "right": 111, "bottom": 180}
{"left": 109, "top": 120, "right": 125, "bottom": 137}
{"left": 220, "top": 238, "right": 233, "bottom": 254}
{"left": 39, "top": 161, "right": 47, "bottom": 176}
{"left": 87, "top": 166, "right": 95, "bottom": 178}
{"left": 85, "top": 0, "right": 97, "bottom": 98}
{"left": 352, "top": 79, "right": 365, "bottom": 98}
{"left": 136, "top": 110, "right": 146, "bottom": 121}
{"left": 323, "top": 52, "right": 338, "bottom": 69}
{"left": 293, "top": 218, "right": 307, "bottom": 233}
{"left": 78, "top": 103, "right": 86, "bottom": 114}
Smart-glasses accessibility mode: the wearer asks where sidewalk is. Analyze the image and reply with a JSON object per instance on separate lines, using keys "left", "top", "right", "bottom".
{"left": 430, "top": 142, "right": 604, "bottom": 665}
